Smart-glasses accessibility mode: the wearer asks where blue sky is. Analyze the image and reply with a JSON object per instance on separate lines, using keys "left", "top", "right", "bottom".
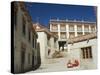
{"left": 25, "top": 2, "right": 96, "bottom": 26}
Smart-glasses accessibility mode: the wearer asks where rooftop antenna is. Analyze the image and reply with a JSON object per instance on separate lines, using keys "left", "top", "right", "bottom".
{"left": 57, "top": 17, "right": 59, "bottom": 21}
{"left": 74, "top": 19, "right": 76, "bottom": 22}
{"left": 81, "top": 18, "right": 84, "bottom": 22}
{"left": 66, "top": 18, "right": 68, "bottom": 21}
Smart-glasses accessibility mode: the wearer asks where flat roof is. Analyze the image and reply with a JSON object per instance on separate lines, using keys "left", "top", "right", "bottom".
{"left": 50, "top": 19, "right": 96, "bottom": 24}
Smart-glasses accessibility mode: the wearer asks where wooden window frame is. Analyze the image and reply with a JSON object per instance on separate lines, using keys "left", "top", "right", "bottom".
{"left": 81, "top": 46, "right": 92, "bottom": 59}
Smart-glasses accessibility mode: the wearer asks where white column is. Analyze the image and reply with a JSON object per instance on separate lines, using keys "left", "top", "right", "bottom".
{"left": 82, "top": 24, "right": 85, "bottom": 35}
{"left": 58, "top": 23, "right": 60, "bottom": 40}
{"left": 74, "top": 24, "right": 77, "bottom": 37}
{"left": 67, "top": 44, "right": 70, "bottom": 54}
{"left": 50, "top": 24, "right": 52, "bottom": 31}
{"left": 95, "top": 25, "right": 97, "bottom": 32}
{"left": 89, "top": 25, "right": 91, "bottom": 33}
{"left": 66, "top": 24, "right": 69, "bottom": 39}
{"left": 67, "top": 39, "right": 70, "bottom": 54}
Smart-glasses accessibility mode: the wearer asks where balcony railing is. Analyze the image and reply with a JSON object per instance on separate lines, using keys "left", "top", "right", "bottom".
{"left": 84, "top": 29, "right": 89, "bottom": 32}
{"left": 60, "top": 28, "right": 66, "bottom": 31}
{"left": 69, "top": 29, "right": 74, "bottom": 32}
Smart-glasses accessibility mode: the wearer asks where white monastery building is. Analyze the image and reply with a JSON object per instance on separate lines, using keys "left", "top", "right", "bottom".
{"left": 49, "top": 19, "right": 97, "bottom": 51}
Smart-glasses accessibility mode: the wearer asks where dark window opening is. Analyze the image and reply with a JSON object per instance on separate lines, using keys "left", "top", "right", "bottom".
{"left": 32, "top": 36, "right": 34, "bottom": 48}
{"left": 28, "top": 29, "right": 31, "bottom": 42}
{"left": 22, "top": 17, "right": 26, "bottom": 36}
{"left": 81, "top": 46, "right": 92, "bottom": 59}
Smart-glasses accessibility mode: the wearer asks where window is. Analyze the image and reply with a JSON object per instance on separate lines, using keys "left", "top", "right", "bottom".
{"left": 28, "top": 29, "right": 31, "bottom": 42}
{"left": 84, "top": 25, "right": 89, "bottom": 32}
{"left": 35, "top": 39, "right": 37, "bottom": 48}
{"left": 69, "top": 25, "right": 74, "bottom": 31}
{"left": 81, "top": 47, "right": 92, "bottom": 59}
{"left": 22, "top": 17, "right": 26, "bottom": 35}
{"left": 69, "top": 32, "right": 75, "bottom": 38}
{"left": 60, "top": 24, "right": 66, "bottom": 31}
{"left": 77, "top": 25, "right": 82, "bottom": 31}
{"left": 28, "top": 53, "right": 30, "bottom": 64}
{"left": 32, "top": 35, "right": 34, "bottom": 48}
{"left": 52, "top": 24, "right": 58, "bottom": 31}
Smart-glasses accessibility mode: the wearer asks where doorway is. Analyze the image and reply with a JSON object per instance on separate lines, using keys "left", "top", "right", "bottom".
{"left": 58, "top": 41, "right": 66, "bottom": 51}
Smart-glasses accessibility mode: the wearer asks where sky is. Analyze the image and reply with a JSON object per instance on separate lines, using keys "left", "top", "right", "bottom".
{"left": 25, "top": 2, "right": 96, "bottom": 26}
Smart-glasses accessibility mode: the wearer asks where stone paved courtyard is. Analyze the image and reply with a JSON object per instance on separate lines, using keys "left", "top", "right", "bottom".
{"left": 26, "top": 52, "right": 82, "bottom": 74}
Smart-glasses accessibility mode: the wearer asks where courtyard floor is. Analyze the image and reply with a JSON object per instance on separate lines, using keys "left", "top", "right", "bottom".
{"left": 26, "top": 51, "right": 83, "bottom": 74}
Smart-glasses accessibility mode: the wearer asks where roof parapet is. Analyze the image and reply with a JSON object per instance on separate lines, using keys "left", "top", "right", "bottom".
{"left": 50, "top": 19, "right": 96, "bottom": 24}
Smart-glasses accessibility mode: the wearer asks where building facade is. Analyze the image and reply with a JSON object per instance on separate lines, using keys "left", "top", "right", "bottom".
{"left": 13, "top": 2, "right": 40, "bottom": 73}
{"left": 49, "top": 19, "right": 97, "bottom": 51}
{"left": 33, "top": 23, "right": 58, "bottom": 63}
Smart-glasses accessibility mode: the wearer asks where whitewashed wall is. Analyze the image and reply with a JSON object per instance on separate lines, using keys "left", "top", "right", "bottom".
{"left": 68, "top": 38, "right": 97, "bottom": 69}
{"left": 37, "top": 32, "right": 47, "bottom": 63}
{"left": 37, "top": 32, "right": 58, "bottom": 63}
